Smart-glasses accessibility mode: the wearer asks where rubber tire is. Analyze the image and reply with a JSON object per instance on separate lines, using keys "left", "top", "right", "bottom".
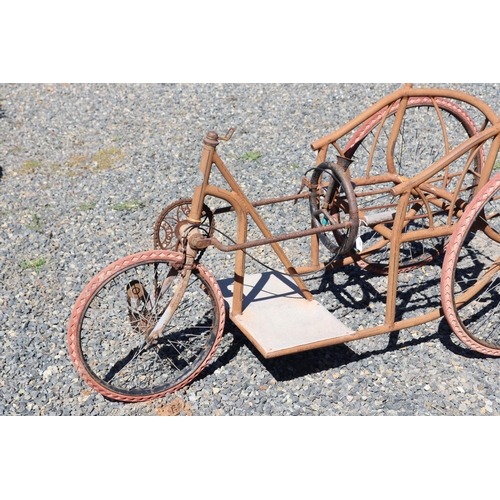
{"left": 441, "top": 172, "right": 500, "bottom": 356}
{"left": 309, "top": 162, "right": 359, "bottom": 256}
{"left": 67, "top": 250, "right": 226, "bottom": 402}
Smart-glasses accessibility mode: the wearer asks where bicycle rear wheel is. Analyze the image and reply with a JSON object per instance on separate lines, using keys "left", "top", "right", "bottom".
{"left": 68, "top": 250, "right": 226, "bottom": 402}
{"left": 441, "top": 172, "right": 500, "bottom": 355}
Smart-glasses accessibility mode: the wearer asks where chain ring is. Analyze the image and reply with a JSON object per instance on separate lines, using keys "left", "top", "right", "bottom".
{"left": 153, "top": 199, "right": 215, "bottom": 251}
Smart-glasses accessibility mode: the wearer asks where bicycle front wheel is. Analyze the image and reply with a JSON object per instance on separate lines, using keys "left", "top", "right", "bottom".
{"left": 441, "top": 172, "right": 500, "bottom": 355}
{"left": 68, "top": 250, "right": 226, "bottom": 402}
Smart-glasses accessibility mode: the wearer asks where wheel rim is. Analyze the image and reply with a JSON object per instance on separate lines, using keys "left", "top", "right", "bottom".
{"left": 444, "top": 174, "right": 500, "bottom": 353}
{"left": 309, "top": 162, "right": 359, "bottom": 257}
{"left": 69, "top": 252, "right": 224, "bottom": 401}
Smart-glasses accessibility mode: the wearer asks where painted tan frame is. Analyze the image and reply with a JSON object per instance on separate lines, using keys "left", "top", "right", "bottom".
{"left": 186, "top": 84, "right": 500, "bottom": 351}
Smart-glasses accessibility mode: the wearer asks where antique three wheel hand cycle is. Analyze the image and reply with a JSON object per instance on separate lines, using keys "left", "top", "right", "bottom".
{"left": 68, "top": 84, "right": 500, "bottom": 402}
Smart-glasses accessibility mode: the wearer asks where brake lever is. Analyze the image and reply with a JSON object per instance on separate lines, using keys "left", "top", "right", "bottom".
{"left": 219, "top": 127, "right": 235, "bottom": 141}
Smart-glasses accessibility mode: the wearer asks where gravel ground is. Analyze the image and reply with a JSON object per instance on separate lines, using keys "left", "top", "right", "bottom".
{"left": 2, "top": 82, "right": 500, "bottom": 416}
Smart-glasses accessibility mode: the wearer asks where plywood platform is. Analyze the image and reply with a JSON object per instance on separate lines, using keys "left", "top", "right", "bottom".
{"left": 218, "top": 272, "right": 355, "bottom": 358}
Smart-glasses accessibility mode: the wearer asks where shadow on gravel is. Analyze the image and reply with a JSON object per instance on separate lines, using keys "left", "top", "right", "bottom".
{"left": 196, "top": 323, "right": 249, "bottom": 379}
{"left": 258, "top": 303, "right": 493, "bottom": 385}
{"left": 436, "top": 316, "right": 492, "bottom": 360}
{"left": 314, "top": 264, "right": 445, "bottom": 323}
{"left": 260, "top": 328, "right": 490, "bottom": 385}
{"left": 98, "top": 309, "right": 492, "bottom": 405}
{"left": 253, "top": 266, "right": 493, "bottom": 383}
{"left": 195, "top": 319, "right": 491, "bottom": 388}
{"left": 258, "top": 330, "right": 442, "bottom": 383}
{"left": 189, "top": 261, "right": 494, "bottom": 388}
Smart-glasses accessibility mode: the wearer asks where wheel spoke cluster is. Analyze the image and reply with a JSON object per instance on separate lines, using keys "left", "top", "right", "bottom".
{"left": 68, "top": 251, "right": 225, "bottom": 401}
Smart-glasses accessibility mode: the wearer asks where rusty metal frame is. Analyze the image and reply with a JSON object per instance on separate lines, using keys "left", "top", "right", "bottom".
{"left": 185, "top": 84, "right": 500, "bottom": 351}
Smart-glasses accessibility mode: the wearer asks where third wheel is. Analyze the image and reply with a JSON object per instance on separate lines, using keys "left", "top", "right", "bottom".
{"left": 441, "top": 171, "right": 500, "bottom": 356}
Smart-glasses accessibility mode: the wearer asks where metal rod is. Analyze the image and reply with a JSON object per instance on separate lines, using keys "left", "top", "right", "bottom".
{"left": 191, "top": 220, "right": 353, "bottom": 253}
